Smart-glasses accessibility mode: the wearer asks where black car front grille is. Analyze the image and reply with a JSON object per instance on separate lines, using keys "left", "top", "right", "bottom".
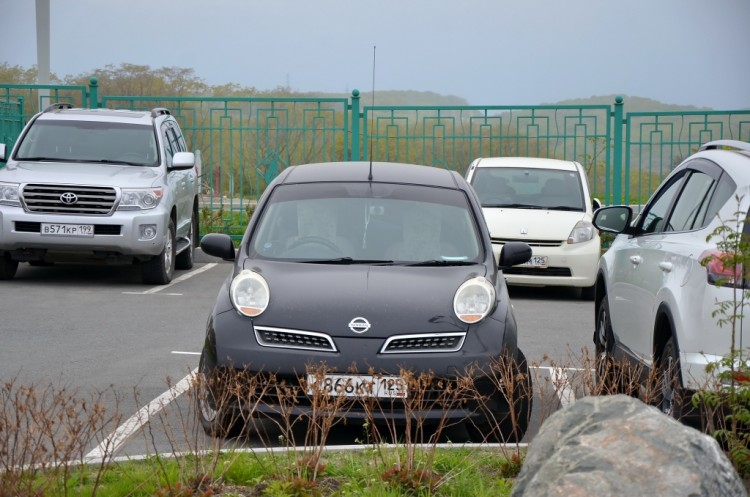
{"left": 14, "top": 221, "right": 122, "bottom": 235}
{"left": 254, "top": 326, "right": 337, "bottom": 352}
{"left": 503, "top": 266, "right": 572, "bottom": 277}
{"left": 21, "top": 184, "right": 117, "bottom": 215}
{"left": 380, "top": 332, "right": 466, "bottom": 354}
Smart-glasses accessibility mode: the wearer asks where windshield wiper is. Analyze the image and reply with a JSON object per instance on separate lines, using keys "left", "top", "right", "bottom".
{"left": 544, "top": 205, "right": 583, "bottom": 211}
{"left": 405, "top": 259, "right": 476, "bottom": 267}
{"left": 306, "top": 257, "right": 395, "bottom": 265}
{"left": 484, "top": 203, "right": 544, "bottom": 209}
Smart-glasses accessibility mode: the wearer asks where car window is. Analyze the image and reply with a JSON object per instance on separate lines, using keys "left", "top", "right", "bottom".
{"left": 15, "top": 119, "right": 158, "bottom": 166}
{"left": 666, "top": 171, "right": 717, "bottom": 232}
{"left": 250, "top": 182, "right": 482, "bottom": 262}
{"left": 638, "top": 171, "right": 687, "bottom": 234}
{"left": 471, "top": 167, "right": 585, "bottom": 211}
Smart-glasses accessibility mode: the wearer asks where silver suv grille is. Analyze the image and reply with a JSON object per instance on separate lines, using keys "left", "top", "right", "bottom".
{"left": 380, "top": 332, "right": 466, "bottom": 354}
{"left": 21, "top": 184, "right": 118, "bottom": 215}
{"left": 254, "top": 326, "right": 337, "bottom": 352}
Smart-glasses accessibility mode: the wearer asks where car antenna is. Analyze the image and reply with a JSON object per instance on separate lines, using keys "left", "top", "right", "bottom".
{"left": 368, "top": 45, "right": 376, "bottom": 181}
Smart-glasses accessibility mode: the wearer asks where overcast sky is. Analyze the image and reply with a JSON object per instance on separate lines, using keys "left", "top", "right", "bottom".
{"left": 1, "top": 0, "right": 748, "bottom": 109}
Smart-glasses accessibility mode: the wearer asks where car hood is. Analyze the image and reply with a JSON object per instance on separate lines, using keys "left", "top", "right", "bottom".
{"left": 482, "top": 207, "right": 590, "bottom": 241}
{"left": 1, "top": 160, "right": 162, "bottom": 187}
{"left": 244, "top": 260, "right": 490, "bottom": 338}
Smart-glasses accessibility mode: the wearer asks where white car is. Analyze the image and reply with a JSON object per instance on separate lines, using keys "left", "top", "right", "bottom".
{"left": 465, "top": 157, "right": 601, "bottom": 299}
{"left": 592, "top": 140, "right": 750, "bottom": 424}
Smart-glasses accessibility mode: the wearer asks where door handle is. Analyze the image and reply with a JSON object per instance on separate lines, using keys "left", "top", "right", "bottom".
{"left": 629, "top": 255, "right": 642, "bottom": 265}
{"left": 659, "top": 262, "right": 673, "bottom": 272}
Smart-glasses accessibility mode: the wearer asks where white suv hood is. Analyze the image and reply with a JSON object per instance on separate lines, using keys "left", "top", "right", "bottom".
{"left": 1, "top": 160, "right": 161, "bottom": 188}
{"left": 482, "top": 207, "right": 590, "bottom": 241}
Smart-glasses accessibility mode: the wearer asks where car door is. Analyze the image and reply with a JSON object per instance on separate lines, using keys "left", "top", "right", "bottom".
{"left": 161, "top": 120, "right": 190, "bottom": 236}
{"left": 610, "top": 161, "right": 725, "bottom": 366}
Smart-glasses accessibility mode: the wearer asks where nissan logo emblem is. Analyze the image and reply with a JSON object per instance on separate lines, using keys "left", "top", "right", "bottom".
{"left": 348, "top": 317, "right": 371, "bottom": 334}
{"left": 60, "top": 192, "right": 78, "bottom": 205}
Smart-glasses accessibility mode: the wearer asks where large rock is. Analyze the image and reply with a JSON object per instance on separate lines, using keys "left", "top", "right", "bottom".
{"left": 512, "top": 394, "right": 746, "bottom": 497}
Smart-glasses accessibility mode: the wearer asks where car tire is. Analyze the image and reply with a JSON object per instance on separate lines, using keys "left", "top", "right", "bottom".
{"left": 175, "top": 211, "right": 197, "bottom": 270}
{"left": 142, "top": 218, "right": 176, "bottom": 285}
{"left": 594, "top": 295, "right": 636, "bottom": 395}
{"left": 467, "top": 349, "right": 533, "bottom": 443}
{"left": 656, "top": 337, "right": 701, "bottom": 427}
{"left": 0, "top": 254, "right": 18, "bottom": 280}
{"left": 196, "top": 354, "right": 243, "bottom": 438}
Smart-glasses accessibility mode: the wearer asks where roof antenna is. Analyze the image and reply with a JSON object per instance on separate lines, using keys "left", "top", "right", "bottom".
{"left": 368, "top": 45, "right": 376, "bottom": 181}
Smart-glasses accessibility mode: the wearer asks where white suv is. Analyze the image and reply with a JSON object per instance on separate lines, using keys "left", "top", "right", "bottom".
{"left": 592, "top": 140, "right": 750, "bottom": 422}
{"left": 465, "top": 157, "right": 601, "bottom": 299}
{"left": 0, "top": 103, "right": 200, "bottom": 284}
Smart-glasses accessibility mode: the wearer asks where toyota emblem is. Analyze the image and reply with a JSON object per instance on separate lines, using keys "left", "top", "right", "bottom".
{"left": 60, "top": 192, "right": 78, "bottom": 205}
{"left": 348, "top": 317, "right": 371, "bottom": 334}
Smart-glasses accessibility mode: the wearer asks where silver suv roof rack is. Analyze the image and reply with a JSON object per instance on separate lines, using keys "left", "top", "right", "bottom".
{"left": 699, "top": 140, "right": 750, "bottom": 153}
{"left": 43, "top": 102, "right": 74, "bottom": 113}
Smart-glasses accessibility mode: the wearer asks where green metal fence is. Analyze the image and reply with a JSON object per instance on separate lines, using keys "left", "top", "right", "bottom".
{"left": 1, "top": 80, "right": 749, "bottom": 236}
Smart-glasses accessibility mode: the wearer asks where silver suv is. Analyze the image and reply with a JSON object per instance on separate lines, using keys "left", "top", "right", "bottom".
{"left": 0, "top": 103, "right": 200, "bottom": 284}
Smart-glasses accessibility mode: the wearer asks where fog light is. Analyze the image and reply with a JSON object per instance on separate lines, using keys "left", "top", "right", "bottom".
{"left": 139, "top": 224, "right": 158, "bottom": 241}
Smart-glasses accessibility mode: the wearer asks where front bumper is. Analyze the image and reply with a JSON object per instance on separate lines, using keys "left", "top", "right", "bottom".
{"left": 498, "top": 238, "right": 599, "bottom": 288}
{"left": 0, "top": 205, "right": 170, "bottom": 259}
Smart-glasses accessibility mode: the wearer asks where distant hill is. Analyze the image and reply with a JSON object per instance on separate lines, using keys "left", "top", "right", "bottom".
{"left": 546, "top": 94, "right": 713, "bottom": 112}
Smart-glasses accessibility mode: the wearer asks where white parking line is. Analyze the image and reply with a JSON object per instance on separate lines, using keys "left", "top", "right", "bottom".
{"left": 123, "top": 263, "right": 218, "bottom": 295}
{"left": 172, "top": 351, "right": 201, "bottom": 356}
{"left": 85, "top": 369, "right": 197, "bottom": 461}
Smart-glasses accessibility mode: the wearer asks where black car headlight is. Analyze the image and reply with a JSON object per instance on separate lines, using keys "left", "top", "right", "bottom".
{"left": 230, "top": 269, "right": 270, "bottom": 317}
{"left": 453, "top": 277, "right": 495, "bottom": 324}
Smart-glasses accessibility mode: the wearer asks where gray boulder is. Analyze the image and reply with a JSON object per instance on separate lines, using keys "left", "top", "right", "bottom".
{"left": 512, "top": 394, "right": 746, "bottom": 497}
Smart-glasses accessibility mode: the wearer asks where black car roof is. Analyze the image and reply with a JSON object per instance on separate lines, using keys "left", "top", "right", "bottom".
{"left": 280, "top": 161, "right": 463, "bottom": 189}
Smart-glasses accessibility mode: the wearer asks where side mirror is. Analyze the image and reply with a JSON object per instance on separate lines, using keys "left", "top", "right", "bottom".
{"left": 496, "top": 241, "right": 532, "bottom": 269}
{"left": 171, "top": 151, "right": 196, "bottom": 170}
{"left": 0, "top": 143, "right": 6, "bottom": 163}
{"left": 200, "top": 233, "right": 236, "bottom": 261}
{"left": 592, "top": 197, "right": 602, "bottom": 211}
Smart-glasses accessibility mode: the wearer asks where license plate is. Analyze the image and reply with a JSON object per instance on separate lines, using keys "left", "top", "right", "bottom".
{"left": 41, "top": 223, "right": 94, "bottom": 237}
{"left": 518, "top": 255, "right": 548, "bottom": 268}
{"left": 306, "top": 373, "right": 408, "bottom": 398}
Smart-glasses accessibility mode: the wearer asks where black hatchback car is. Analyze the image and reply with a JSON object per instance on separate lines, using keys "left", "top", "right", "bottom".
{"left": 197, "top": 161, "right": 533, "bottom": 442}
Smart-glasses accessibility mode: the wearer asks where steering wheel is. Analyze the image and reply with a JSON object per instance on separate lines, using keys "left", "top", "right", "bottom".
{"left": 285, "top": 236, "right": 342, "bottom": 253}
{"left": 483, "top": 196, "right": 513, "bottom": 205}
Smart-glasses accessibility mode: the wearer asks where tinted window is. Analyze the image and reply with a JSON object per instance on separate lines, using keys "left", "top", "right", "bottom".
{"left": 666, "top": 171, "right": 716, "bottom": 232}
{"left": 638, "top": 171, "right": 687, "bottom": 234}
{"left": 251, "top": 182, "right": 482, "bottom": 262}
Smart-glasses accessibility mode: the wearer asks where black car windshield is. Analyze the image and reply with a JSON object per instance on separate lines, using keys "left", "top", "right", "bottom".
{"left": 15, "top": 120, "right": 159, "bottom": 166}
{"left": 250, "top": 182, "right": 483, "bottom": 263}
{"left": 472, "top": 166, "right": 585, "bottom": 211}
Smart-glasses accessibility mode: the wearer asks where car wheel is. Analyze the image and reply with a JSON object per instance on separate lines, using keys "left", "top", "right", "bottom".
{"left": 594, "top": 296, "right": 635, "bottom": 395}
{"left": 0, "top": 254, "right": 18, "bottom": 280}
{"left": 467, "top": 349, "right": 533, "bottom": 443}
{"left": 141, "top": 218, "right": 176, "bottom": 285}
{"left": 195, "top": 354, "right": 244, "bottom": 438}
{"left": 655, "top": 337, "right": 700, "bottom": 426}
{"left": 175, "top": 211, "right": 197, "bottom": 270}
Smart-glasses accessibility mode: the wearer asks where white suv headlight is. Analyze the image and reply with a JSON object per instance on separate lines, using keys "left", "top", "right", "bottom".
{"left": 453, "top": 276, "right": 496, "bottom": 324}
{"left": 118, "top": 187, "right": 164, "bottom": 210}
{"left": 568, "top": 220, "right": 595, "bottom": 244}
{"left": 230, "top": 269, "right": 270, "bottom": 317}
{"left": 0, "top": 182, "right": 20, "bottom": 206}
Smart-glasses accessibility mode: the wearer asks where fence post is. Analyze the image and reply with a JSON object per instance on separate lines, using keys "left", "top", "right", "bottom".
{"left": 612, "top": 96, "right": 624, "bottom": 205}
{"left": 88, "top": 77, "right": 99, "bottom": 109}
{"left": 350, "top": 89, "right": 360, "bottom": 161}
